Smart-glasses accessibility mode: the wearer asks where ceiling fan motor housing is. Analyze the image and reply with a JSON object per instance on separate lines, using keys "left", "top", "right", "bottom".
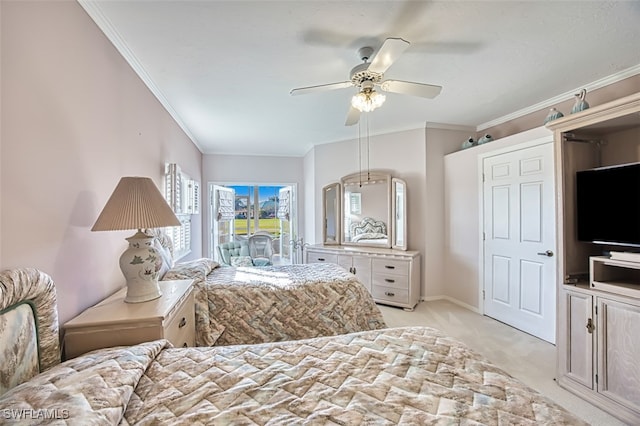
{"left": 350, "top": 63, "right": 382, "bottom": 87}
{"left": 357, "top": 46, "right": 374, "bottom": 62}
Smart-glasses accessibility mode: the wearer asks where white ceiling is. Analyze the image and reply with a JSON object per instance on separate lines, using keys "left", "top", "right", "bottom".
{"left": 80, "top": 1, "right": 640, "bottom": 157}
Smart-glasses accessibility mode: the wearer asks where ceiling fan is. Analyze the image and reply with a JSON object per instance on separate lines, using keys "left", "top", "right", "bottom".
{"left": 290, "top": 37, "right": 442, "bottom": 126}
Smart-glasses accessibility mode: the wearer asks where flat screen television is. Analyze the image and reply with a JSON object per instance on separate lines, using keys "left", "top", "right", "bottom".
{"left": 576, "top": 162, "right": 640, "bottom": 247}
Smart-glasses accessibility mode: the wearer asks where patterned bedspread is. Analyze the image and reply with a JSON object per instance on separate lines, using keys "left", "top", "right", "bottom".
{"left": 0, "top": 327, "right": 586, "bottom": 425}
{"left": 164, "top": 260, "right": 387, "bottom": 346}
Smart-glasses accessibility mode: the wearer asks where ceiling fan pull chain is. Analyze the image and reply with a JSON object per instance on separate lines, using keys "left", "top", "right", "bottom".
{"left": 358, "top": 119, "right": 363, "bottom": 187}
{"left": 367, "top": 113, "right": 371, "bottom": 181}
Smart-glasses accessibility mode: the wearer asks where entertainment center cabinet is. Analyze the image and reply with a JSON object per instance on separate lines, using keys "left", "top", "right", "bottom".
{"left": 548, "top": 92, "right": 640, "bottom": 424}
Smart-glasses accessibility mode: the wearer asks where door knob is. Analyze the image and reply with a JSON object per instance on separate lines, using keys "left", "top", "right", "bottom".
{"left": 537, "top": 250, "right": 554, "bottom": 257}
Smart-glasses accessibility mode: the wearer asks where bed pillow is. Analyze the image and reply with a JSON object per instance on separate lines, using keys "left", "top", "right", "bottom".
{"left": 251, "top": 258, "right": 271, "bottom": 267}
{"left": 230, "top": 256, "right": 254, "bottom": 267}
{"left": 351, "top": 232, "right": 387, "bottom": 242}
{"left": 153, "top": 238, "right": 173, "bottom": 280}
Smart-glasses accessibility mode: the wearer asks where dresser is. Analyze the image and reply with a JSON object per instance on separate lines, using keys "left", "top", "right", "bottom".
{"left": 63, "top": 279, "right": 195, "bottom": 359}
{"left": 305, "top": 244, "right": 421, "bottom": 310}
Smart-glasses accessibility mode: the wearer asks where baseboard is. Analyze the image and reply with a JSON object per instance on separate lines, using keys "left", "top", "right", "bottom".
{"left": 420, "top": 295, "right": 481, "bottom": 314}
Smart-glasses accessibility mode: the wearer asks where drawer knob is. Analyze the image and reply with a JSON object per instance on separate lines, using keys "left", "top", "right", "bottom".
{"left": 385, "top": 291, "right": 395, "bottom": 297}
{"left": 318, "top": 257, "right": 325, "bottom": 261}
{"left": 178, "top": 317, "right": 187, "bottom": 328}
{"left": 586, "top": 318, "right": 594, "bottom": 334}
{"left": 385, "top": 278, "right": 395, "bottom": 283}
{"left": 385, "top": 265, "right": 395, "bottom": 269}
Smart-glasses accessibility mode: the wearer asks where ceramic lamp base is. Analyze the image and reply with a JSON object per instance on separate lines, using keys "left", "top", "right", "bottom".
{"left": 119, "top": 230, "right": 163, "bottom": 303}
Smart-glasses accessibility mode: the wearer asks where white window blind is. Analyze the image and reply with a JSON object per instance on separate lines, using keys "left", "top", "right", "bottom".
{"left": 167, "top": 215, "right": 191, "bottom": 260}
{"left": 277, "top": 188, "right": 290, "bottom": 220}
{"left": 217, "top": 189, "right": 235, "bottom": 221}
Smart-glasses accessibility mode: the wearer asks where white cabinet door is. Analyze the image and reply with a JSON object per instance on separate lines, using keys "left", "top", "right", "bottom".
{"left": 338, "top": 254, "right": 371, "bottom": 291}
{"left": 483, "top": 141, "right": 556, "bottom": 343}
{"left": 597, "top": 296, "right": 640, "bottom": 413}
{"left": 562, "top": 289, "right": 594, "bottom": 389}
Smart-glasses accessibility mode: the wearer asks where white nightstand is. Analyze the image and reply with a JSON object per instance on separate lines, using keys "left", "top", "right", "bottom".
{"left": 63, "top": 279, "right": 195, "bottom": 359}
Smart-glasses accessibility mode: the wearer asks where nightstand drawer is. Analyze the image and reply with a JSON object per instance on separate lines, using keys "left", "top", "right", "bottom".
{"left": 165, "top": 291, "right": 195, "bottom": 348}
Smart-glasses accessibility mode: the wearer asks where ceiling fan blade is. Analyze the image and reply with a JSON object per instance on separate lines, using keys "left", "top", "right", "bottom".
{"left": 380, "top": 80, "right": 442, "bottom": 99}
{"left": 368, "top": 37, "right": 410, "bottom": 74}
{"left": 290, "top": 81, "right": 352, "bottom": 96}
{"left": 345, "top": 105, "right": 360, "bottom": 126}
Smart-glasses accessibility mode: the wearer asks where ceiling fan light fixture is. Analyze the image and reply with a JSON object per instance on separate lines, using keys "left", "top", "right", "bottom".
{"left": 351, "top": 88, "right": 385, "bottom": 112}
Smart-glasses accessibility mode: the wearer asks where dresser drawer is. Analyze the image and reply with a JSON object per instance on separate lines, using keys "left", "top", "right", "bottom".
{"left": 306, "top": 252, "right": 338, "bottom": 264}
{"left": 372, "top": 285, "right": 409, "bottom": 304}
{"left": 165, "top": 291, "right": 195, "bottom": 348}
{"left": 372, "top": 258, "right": 409, "bottom": 276}
{"left": 372, "top": 274, "right": 409, "bottom": 290}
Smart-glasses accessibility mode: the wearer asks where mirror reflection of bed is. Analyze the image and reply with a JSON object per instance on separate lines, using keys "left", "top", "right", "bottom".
{"left": 341, "top": 171, "right": 394, "bottom": 248}
{"left": 347, "top": 217, "right": 388, "bottom": 245}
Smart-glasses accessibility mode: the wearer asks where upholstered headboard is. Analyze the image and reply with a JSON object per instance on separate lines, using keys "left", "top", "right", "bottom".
{"left": 350, "top": 217, "right": 387, "bottom": 236}
{"left": 0, "top": 268, "right": 60, "bottom": 396}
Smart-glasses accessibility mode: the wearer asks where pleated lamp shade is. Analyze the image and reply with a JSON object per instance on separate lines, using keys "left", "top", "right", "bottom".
{"left": 92, "top": 176, "right": 181, "bottom": 303}
{"left": 92, "top": 177, "right": 180, "bottom": 231}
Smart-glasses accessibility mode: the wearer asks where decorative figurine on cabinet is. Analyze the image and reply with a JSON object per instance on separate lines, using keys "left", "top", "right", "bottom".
{"left": 477, "top": 134, "right": 492, "bottom": 145}
{"left": 461, "top": 137, "right": 476, "bottom": 149}
{"left": 571, "top": 88, "right": 590, "bottom": 114}
{"left": 544, "top": 107, "right": 564, "bottom": 124}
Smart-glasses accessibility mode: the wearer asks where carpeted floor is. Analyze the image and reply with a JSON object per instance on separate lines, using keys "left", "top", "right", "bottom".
{"left": 378, "top": 299, "right": 625, "bottom": 426}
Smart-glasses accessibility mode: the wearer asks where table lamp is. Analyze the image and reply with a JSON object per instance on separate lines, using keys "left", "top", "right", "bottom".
{"left": 91, "top": 176, "right": 181, "bottom": 303}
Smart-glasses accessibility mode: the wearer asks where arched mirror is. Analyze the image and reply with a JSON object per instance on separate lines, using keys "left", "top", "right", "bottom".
{"left": 322, "top": 170, "right": 407, "bottom": 250}
{"left": 341, "top": 171, "right": 392, "bottom": 248}
{"left": 322, "top": 182, "right": 340, "bottom": 244}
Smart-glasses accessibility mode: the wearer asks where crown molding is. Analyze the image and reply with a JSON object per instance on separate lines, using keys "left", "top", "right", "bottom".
{"left": 477, "top": 64, "right": 640, "bottom": 131}
{"left": 77, "top": 1, "right": 203, "bottom": 153}
{"left": 425, "top": 122, "right": 475, "bottom": 132}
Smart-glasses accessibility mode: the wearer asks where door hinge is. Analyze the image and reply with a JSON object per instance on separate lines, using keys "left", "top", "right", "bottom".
{"left": 595, "top": 374, "right": 598, "bottom": 385}
{"left": 482, "top": 173, "right": 485, "bottom": 183}
{"left": 595, "top": 305, "right": 598, "bottom": 315}
{"left": 483, "top": 232, "right": 486, "bottom": 241}
{"left": 482, "top": 290, "right": 485, "bottom": 300}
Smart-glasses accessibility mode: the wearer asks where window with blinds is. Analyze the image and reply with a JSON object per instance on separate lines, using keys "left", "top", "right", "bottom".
{"left": 164, "top": 163, "right": 199, "bottom": 260}
{"left": 166, "top": 215, "right": 191, "bottom": 260}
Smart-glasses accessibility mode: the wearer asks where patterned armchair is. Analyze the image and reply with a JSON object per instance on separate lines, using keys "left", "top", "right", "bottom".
{"left": 216, "top": 241, "right": 250, "bottom": 266}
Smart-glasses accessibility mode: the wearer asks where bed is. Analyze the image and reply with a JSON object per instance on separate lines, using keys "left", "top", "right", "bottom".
{"left": 349, "top": 217, "right": 388, "bottom": 244}
{"left": 147, "top": 228, "right": 387, "bottom": 347}
{"left": 0, "top": 267, "right": 587, "bottom": 425}
{"left": 162, "top": 259, "right": 387, "bottom": 346}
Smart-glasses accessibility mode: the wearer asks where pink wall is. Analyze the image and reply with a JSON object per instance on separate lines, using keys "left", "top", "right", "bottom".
{"left": 1, "top": 1, "right": 202, "bottom": 324}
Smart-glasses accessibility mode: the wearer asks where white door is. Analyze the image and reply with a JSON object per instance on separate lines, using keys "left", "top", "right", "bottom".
{"left": 277, "top": 187, "right": 293, "bottom": 263}
{"left": 483, "top": 142, "right": 556, "bottom": 343}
